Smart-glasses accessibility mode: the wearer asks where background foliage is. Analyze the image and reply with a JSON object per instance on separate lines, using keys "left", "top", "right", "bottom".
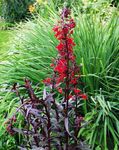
{"left": 1, "top": 0, "right": 35, "bottom": 23}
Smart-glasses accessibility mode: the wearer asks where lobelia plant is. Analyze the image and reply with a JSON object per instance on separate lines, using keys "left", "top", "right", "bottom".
{"left": 5, "top": 8, "right": 88, "bottom": 150}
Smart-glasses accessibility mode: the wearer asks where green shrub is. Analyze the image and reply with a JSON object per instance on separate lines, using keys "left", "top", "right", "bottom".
{"left": 74, "top": 14, "right": 119, "bottom": 100}
{"left": 0, "top": 0, "right": 2, "bottom": 16}
{"left": 78, "top": 94, "right": 119, "bottom": 150}
{"left": 2, "top": 0, "right": 35, "bottom": 23}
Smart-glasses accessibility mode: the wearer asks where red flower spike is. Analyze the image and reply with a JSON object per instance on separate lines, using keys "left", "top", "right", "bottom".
{"left": 44, "top": 7, "right": 87, "bottom": 103}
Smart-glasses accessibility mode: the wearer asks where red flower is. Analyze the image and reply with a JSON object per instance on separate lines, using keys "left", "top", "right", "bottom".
{"left": 74, "top": 88, "right": 81, "bottom": 94}
{"left": 55, "top": 65, "right": 66, "bottom": 74}
{"left": 68, "top": 94, "right": 73, "bottom": 100}
{"left": 56, "top": 43, "right": 64, "bottom": 51}
{"left": 67, "top": 38, "right": 75, "bottom": 46}
{"left": 54, "top": 59, "right": 67, "bottom": 74}
{"left": 63, "top": 27, "right": 69, "bottom": 34}
{"left": 55, "top": 30, "right": 64, "bottom": 40}
{"left": 50, "top": 63, "right": 54, "bottom": 67}
{"left": 69, "top": 19, "right": 76, "bottom": 29}
{"left": 79, "top": 94, "right": 87, "bottom": 100}
{"left": 57, "top": 88, "right": 63, "bottom": 94}
{"left": 43, "top": 78, "right": 51, "bottom": 84}
{"left": 53, "top": 25, "right": 59, "bottom": 32}
{"left": 69, "top": 55, "right": 76, "bottom": 61}
{"left": 70, "top": 78, "right": 78, "bottom": 85}
{"left": 56, "top": 73, "right": 66, "bottom": 84}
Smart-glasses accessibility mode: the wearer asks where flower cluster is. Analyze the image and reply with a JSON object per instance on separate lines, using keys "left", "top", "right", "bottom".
{"left": 28, "top": 0, "right": 47, "bottom": 13}
{"left": 43, "top": 8, "right": 87, "bottom": 101}
{"left": 28, "top": 4, "right": 35, "bottom": 13}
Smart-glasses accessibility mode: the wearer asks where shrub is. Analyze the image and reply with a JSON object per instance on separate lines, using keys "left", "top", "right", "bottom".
{"left": 1, "top": 0, "right": 35, "bottom": 23}
{"left": 0, "top": 0, "right": 2, "bottom": 16}
{"left": 78, "top": 94, "right": 119, "bottom": 150}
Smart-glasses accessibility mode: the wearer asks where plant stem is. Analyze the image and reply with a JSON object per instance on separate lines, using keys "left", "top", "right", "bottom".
{"left": 74, "top": 96, "right": 78, "bottom": 145}
{"left": 64, "top": 31, "right": 70, "bottom": 150}
{"left": 44, "top": 105, "right": 51, "bottom": 150}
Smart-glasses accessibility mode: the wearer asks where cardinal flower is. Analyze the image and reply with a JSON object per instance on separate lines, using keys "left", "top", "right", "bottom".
{"left": 43, "top": 7, "right": 87, "bottom": 102}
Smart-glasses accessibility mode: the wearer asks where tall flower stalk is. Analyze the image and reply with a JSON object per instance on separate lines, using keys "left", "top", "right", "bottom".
{"left": 44, "top": 7, "right": 87, "bottom": 102}
{"left": 44, "top": 7, "right": 87, "bottom": 149}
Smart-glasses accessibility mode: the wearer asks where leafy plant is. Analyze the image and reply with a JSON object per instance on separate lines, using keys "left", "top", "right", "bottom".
{"left": 0, "top": 1, "right": 118, "bottom": 149}
{"left": 78, "top": 93, "right": 119, "bottom": 150}
{"left": 0, "top": 0, "right": 2, "bottom": 16}
{"left": 5, "top": 8, "right": 89, "bottom": 149}
{"left": 74, "top": 13, "right": 119, "bottom": 97}
{"left": 1, "top": 0, "right": 35, "bottom": 23}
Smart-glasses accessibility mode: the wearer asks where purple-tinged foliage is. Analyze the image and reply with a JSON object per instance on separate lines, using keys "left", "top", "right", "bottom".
{"left": 6, "top": 79, "right": 87, "bottom": 149}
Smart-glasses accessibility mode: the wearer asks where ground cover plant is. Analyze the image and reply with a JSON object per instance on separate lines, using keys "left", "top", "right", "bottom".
{"left": 5, "top": 8, "right": 89, "bottom": 150}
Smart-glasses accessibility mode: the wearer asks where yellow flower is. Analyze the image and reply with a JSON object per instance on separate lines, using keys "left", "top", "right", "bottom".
{"left": 28, "top": 4, "right": 35, "bottom": 13}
